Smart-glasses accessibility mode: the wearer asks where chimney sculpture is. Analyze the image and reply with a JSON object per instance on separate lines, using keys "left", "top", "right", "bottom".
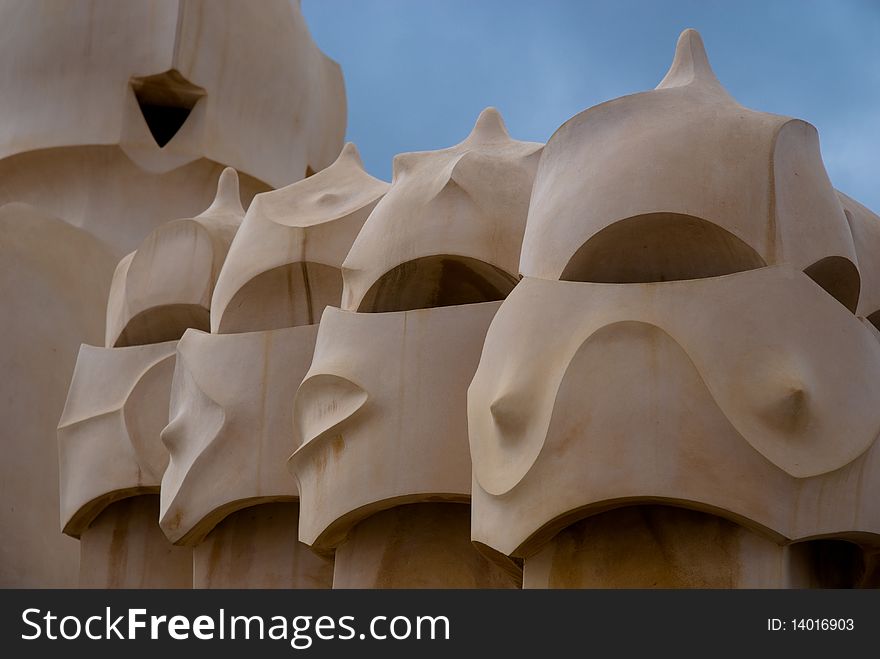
{"left": 468, "top": 30, "right": 880, "bottom": 588}
{"left": 290, "top": 109, "right": 542, "bottom": 587}
{"left": 157, "top": 144, "right": 386, "bottom": 587}
{"left": 58, "top": 170, "right": 245, "bottom": 587}
{"left": 13, "top": 0, "right": 344, "bottom": 586}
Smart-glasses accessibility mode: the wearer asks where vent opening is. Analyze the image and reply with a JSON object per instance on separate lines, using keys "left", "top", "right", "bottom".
{"left": 788, "top": 539, "right": 876, "bottom": 588}
{"left": 561, "top": 213, "right": 766, "bottom": 283}
{"left": 114, "top": 304, "right": 209, "bottom": 348}
{"left": 803, "top": 256, "right": 860, "bottom": 313}
{"left": 131, "top": 70, "right": 205, "bottom": 148}
{"left": 357, "top": 255, "right": 518, "bottom": 313}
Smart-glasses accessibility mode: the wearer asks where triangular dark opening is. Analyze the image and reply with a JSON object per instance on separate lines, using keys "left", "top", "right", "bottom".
{"left": 131, "top": 70, "right": 205, "bottom": 148}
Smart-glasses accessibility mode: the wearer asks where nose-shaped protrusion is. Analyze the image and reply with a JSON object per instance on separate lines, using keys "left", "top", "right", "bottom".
{"left": 293, "top": 373, "right": 369, "bottom": 446}
{"left": 759, "top": 381, "right": 811, "bottom": 434}
{"left": 489, "top": 391, "right": 529, "bottom": 436}
{"left": 159, "top": 408, "right": 186, "bottom": 455}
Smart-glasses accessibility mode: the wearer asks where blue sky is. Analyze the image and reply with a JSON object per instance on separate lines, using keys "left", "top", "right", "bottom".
{"left": 302, "top": 0, "right": 879, "bottom": 212}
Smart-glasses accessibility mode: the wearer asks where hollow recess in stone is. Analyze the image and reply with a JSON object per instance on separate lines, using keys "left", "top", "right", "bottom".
{"left": 131, "top": 70, "right": 206, "bottom": 148}
{"left": 560, "top": 213, "right": 767, "bottom": 283}
{"left": 357, "top": 255, "right": 518, "bottom": 313}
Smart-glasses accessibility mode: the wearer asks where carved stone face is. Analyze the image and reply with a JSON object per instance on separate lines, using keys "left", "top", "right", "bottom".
{"left": 520, "top": 30, "right": 858, "bottom": 313}
{"left": 0, "top": 0, "right": 345, "bottom": 186}
{"left": 466, "top": 30, "right": 880, "bottom": 561}
{"left": 210, "top": 144, "right": 388, "bottom": 335}
{"left": 289, "top": 302, "right": 500, "bottom": 549}
{"left": 341, "top": 109, "right": 542, "bottom": 313}
{"left": 58, "top": 341, "right": 177, "bottom": 537}
{"left": 106, "top": 169, "right": 244, "bottom": 348}
{"left": 468, "top": 266, "right": 880, "bottom": 555}
{"left": 159, "top": 325, "right": 317, "bottom": 545}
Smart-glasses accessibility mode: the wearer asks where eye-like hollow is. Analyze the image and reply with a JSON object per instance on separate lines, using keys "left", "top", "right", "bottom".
{"left": 115, "top": 304, "right": 210, "bottom": 347}
{"left": 357, "top": 255, "right": 518, "bottom": 313}
{"left": 214, "top": 262, "right": 343, "bottom": 333}
{"left": 560, "top": 213, "right": 766, "bottom": 283}
{"left": 787, "top": 539, "right": 876, "bottom": 588}
{"left": 131, "top": 69, "right": 205, "bottom": 148}
{"left": 803, "top": 256, "right": 860, "bottom": 313}
{"left": 293, "top": 374, "right": 368, "bottom": 446}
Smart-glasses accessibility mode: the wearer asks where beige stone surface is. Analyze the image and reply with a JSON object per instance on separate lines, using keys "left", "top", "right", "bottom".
{"left": 523, "top": 506, "right": 788, "bottom": 589}
{"left": 79, "top": 496, "right": 192, "bottom": 589}
{"left": 58, "top": 341, "right": 177, "bottom": 537}
{"left": 341, "top": 108, "right": 542, "bottom": 312}
{"left": 0, "top": 203, "right": 116, "bottom": 587}
{"left": 464, "top": 31, "right": 880, "bottom": 587}
{"left": 16, "top": 13, "right": 879, "bottom": 590}
{"left": 0, "top": 0, "right": 345, "bottom": 192}
{"left": 469, "top": 267, "right": 880, "bottom": 556}
{"left": 211, "top": 143, "right": 388, "bottom": 334}
{"left": 106, "top": 168, "right": 244, "bottom": 348}
{"left": 333, "top": 504, "right": 518, "bottom": 589}
{"left": 0, "top": 148, "right": 270, "bottom": 258}
{"left": 520, "top": 29, "right": 856, "bottom": 305}
{"left": 4, "top": 0, "right": 344, "bottom": 587}
{"left": 840, "top": 191, "right": 880, "bottom": 322}
{"left": 290, "top": 301, "right": 500, "bottom": 550}
{"left": 160, "top": 324, "right": 318, "bottom": 545}
{"left": 525, "top": 507, "right": 880, "bottom": 589}
{"left": 193, "top": 503, "right": 332, "bottom": 589}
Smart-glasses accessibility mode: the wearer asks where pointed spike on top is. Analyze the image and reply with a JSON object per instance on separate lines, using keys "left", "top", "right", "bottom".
{"left": 391, "top": 151, "right": 424, "bottom": 181}
{"left": 206, "top": 167, "right": 244, "bottom": 215}
{"left": 336, "top": 142, "right": 365, "bottom": 169}
{"left": 467, "top": 107, "right": 510, "bottom": 143}
{"left": 655, "top": 28, "right": 724, "bottom": 91}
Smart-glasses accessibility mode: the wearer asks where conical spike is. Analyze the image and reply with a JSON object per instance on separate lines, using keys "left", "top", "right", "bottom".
{"left": 656, "top": 28, "right": 725, "bottom": 91}
{"left": 336, "top": 142, "right": 365, "bottom": 168}
{"left": 467, "top": 107, "right": 510, "bottom": 143}
{"left": 206, "top": 167, "right": 244, "bottom": 215}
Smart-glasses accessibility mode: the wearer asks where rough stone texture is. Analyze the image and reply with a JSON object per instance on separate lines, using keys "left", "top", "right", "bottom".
{"left": 523, "top": 506, "right": 788, "bottom": 589}
{"left": 78, "top": 496, "right": 192, "bottom": 589}
{"left": 333, "top": 504, "right": 518, "bottom": 589}
{"left": 193, "top": 503, "right": 332, "bottom": 589}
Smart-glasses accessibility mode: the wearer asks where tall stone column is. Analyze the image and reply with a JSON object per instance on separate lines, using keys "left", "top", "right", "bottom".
{"left": 159, "top": 143, "right": 387, "bottom": 587}
{"left": 291, "top": 108, "right": 542, "bottom": 588}
{"left": 7, "top": 0, "right": 346, "bottom": 585}
{"left": 159, "top": 326, "right": 333, "bottom": 588}
{"left": 291, "top": 302, "right": 518, "bottom": 588}
{"left": 59, "top": 169, "right": 248, "bottom": 587}
{"left": 58, "top": 342, "right": 192, "bottom": 588}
